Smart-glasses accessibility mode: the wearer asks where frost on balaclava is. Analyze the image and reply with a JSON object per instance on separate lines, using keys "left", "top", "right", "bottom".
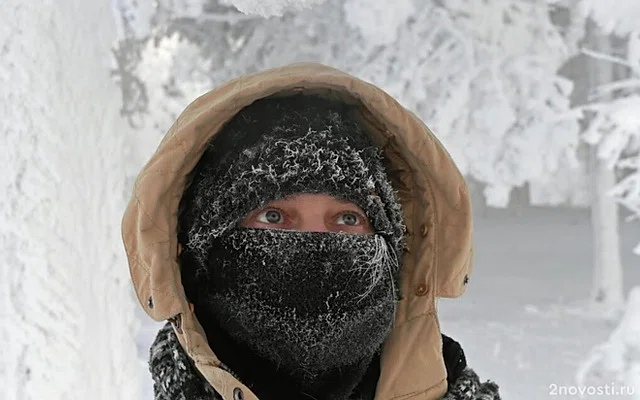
{"left": 178, "top": 95, "right": 406, "bottom": 395}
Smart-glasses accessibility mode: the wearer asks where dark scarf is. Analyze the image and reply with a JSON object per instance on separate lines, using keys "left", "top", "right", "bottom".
{"left": 182, "top": 228, "right": 398, "bottom": 400}
{"left": 149, "top": 323, "right": 501, "bottom": 400}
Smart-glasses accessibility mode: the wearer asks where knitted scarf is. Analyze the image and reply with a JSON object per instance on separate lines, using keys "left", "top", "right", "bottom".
{"left": 149, "top": 323, "right": 501, "bottom": 400}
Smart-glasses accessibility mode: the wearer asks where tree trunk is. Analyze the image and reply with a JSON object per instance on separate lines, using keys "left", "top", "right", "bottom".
{"left": 1, "top": 1, "right": 141, "bottom": 399}
{"left": 589, "top": 148, "right": 624, "bottom": 308}
{"left": 586, "top": 20, "right": 624, "bottom": 311}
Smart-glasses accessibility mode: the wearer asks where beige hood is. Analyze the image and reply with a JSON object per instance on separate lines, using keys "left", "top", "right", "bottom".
{"left": 122, "top": 63, "right": 473, "bottom": 400}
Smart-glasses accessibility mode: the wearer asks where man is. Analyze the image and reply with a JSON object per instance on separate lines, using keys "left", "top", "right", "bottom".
{"left": 122, "top": 63, "right": 500, "bottom": 400}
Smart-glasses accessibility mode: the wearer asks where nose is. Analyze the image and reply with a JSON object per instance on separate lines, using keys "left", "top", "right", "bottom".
{"left": 297, "top": 218, "right": 330, "bottom": 233}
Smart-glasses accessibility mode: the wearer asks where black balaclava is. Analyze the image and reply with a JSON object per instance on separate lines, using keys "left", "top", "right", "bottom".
{"left": 178, "top": 95, "right": 406, "bottom": 399}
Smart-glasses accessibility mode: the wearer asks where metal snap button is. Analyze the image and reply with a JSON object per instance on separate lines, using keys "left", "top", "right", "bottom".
{"left": 233, "top": 387, "right": 244, "bottom": 400}
{"left": 415, "top": 283, "right": 428, "bottom": 296}
{"left": 420, "top": 223, "right": 428, "bottom": 236}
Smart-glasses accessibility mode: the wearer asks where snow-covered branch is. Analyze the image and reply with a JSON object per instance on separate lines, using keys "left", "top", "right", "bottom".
{"left": 111, "top": 0, "right": 640, "bottom": 249}
{"left": 579, "top": 0, "right": 640, "bottom": 36}
{"left": 115, "top": 0, "right": 584, "bottom": 208}
{"left": 220, "top": 0, "right": 328, "bottom": 17}
{"left": 580, "top": 96, "right": 640, "bottom": 252}
{"left": 196, "top": 11, "right": 258, "bottom": 23}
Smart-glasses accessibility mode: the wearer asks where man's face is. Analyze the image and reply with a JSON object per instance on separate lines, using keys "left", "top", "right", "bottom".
{"left": 239, "top": 193, "right": 373, "bottom": 235}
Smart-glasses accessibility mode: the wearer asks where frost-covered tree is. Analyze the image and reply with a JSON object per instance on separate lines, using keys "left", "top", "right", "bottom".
{"left": 1, "top": 1, "right": 141, "bottom": 399}
{"left": 220, "top": 0, "right": 327, "bottom": 16}
{"left": 115, "top": 0, "right": 640, "bottom": 218}
{"left": 581, "top": 20, "right": 625, "bottom": 311}
{"left": 113, "top": 0, "right": 640, "bottom": 257}
{"left": 577, "top": 2, "right": 640, "bottom": 256}
{"left": 566, "top": 0, "right": 640, "bottom": 392}
{"left": 580, "top": 0, "right": 640, "bottom": 37}
{"left": 374, "top": 0, "right": 581, "bottom": 208}
{"left": 552, "top": 0, "right": 640, "bottom": 310}
{"left": 115, "top": 0, "right": 585, "bottom": 211}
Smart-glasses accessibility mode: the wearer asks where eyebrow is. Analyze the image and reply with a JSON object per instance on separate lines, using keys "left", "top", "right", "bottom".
{"left": 336, "top": 198, "right": 356, "bottom": 206}
{"left": 272, "top": 195, "right": 359, "bottom": 208}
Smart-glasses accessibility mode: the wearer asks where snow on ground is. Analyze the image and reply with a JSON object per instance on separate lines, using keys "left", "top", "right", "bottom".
{"left": 136, "top": 205, "right": 640, "bottom": 399}
{"left": 439, "top": 206, "right": 640, "bottom": 399}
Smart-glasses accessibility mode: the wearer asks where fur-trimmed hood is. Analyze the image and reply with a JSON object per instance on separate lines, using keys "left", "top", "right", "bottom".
{"left": 122, "top": 63, "right": 474, "bottom": 399}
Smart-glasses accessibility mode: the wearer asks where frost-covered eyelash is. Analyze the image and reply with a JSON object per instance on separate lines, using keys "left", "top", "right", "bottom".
{"left": 336, "top": 210, "right": 368, "bottom": 225}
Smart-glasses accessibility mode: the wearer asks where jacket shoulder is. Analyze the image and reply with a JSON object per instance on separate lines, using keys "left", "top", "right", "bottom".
{"left": 441, "top": 334, "right": 501, "bottom": 400}
{"left": 149, "top": 323, "right": 222, "bottom": 400}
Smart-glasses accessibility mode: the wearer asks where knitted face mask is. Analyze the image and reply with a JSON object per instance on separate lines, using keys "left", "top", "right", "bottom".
{"left": 197, "top": 227, "right": 399, "bottom": 375}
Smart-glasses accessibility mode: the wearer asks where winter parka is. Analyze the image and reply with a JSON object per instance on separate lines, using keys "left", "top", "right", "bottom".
{"left": 122, "top": 63, "right": 499, "bottom": 400}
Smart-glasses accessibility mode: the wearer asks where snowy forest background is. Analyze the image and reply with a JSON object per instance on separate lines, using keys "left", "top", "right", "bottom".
{"left": 2, "top": 0, "right": 640, "bottom": 399}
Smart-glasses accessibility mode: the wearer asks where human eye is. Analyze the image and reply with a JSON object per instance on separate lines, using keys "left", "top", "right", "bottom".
{"left": 336, "top": 212, "right": 363, "bottom": 226}
{"left": 256, "top": 209, "right": 284, "bottom": 224}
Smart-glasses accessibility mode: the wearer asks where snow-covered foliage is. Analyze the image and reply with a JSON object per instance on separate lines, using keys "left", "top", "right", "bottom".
{"left": 125, "top": 33, "right": 214, "bottom": 171}
{"left": 578, "top": 18, "right": 640, "bottom": 255}
{"left": 111, "top": 0, "right": 640, "bottom": 254}
{"left": 115, "top": 0, "right": 589, "bottom": 209}
{"left": 221, "top": 0, "right": 327, "bottom": 17}
{"left": 342, "top": 0, "right": 414, "bottom": 45}
{"left": 584, "top": 97, "right": 640, "bottom": 255}
{"left": 347, "top": 0, "right": 582, "bottom": 207}
{"left": 1, "top": 1, "right": 141, "bottom": 399}
{"left": 579, "top": 0, "right": 640, "bottom": 36}
{"left": 112, "top": 0, "right": 157, "bottom": 39}
{"left": 114, "top": 0, "right": 328, "bottom": 25}
{"left": 583, "top": 97, "right": 640, "bottom": 170}
{"left": 577, "top": 286, "right": 640, "bottom": 398}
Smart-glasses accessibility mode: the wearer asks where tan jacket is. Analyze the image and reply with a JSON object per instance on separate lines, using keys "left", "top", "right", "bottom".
{"left": 122, "top": 63, "right": 473, "bottom": 400}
